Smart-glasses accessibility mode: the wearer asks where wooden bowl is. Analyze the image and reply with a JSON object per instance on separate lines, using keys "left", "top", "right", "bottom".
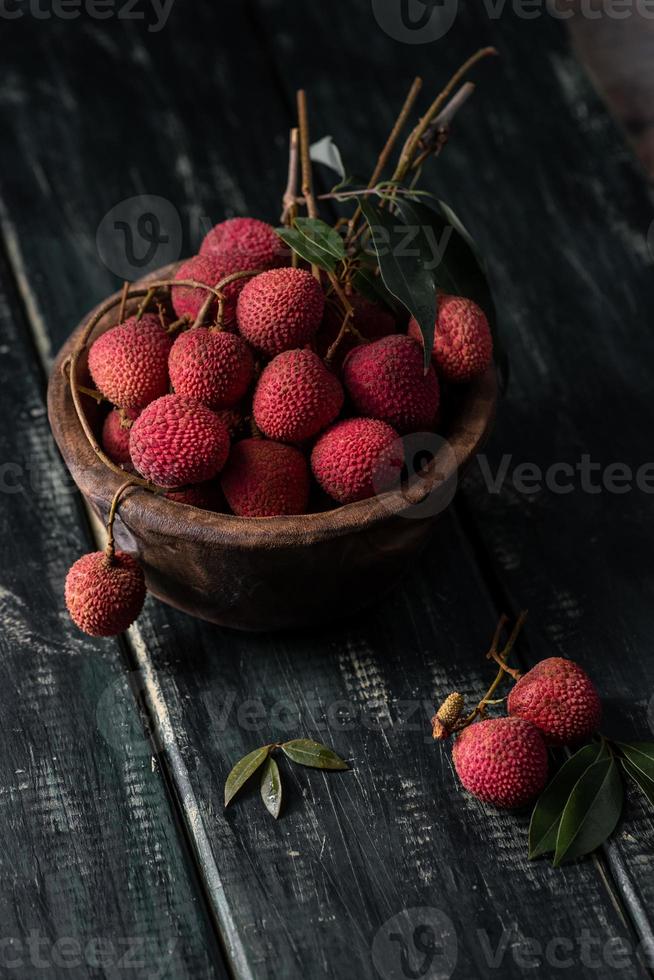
{"left": 47, "top": 265, "right": 497, "bottom": 632}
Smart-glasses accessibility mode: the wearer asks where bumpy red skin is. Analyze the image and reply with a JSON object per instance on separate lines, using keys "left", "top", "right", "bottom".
{"left": 65, "top": 550, "right": 146, "bottom": 637}
{"left": 453, "top": 717, "right": 548, "bottom": 809}
{"left": 408, "top": 295, "right": 493, "bottom": 383}
{"left": 102, "top": 408, "right": 139, "bottom": 469}
{"left": 199, "top": 217, "right": 286, "bottom": 270}
{"left": 215, "top": 407, "right": 244, "bottom": 439}
{"left": 316, "top": 293, "right": 396, "bottom": 366}
{"left": 165, "top": 483, "right": 217, "bottom": 509}
{"left": 129, "top": 394, "right": 230, "bottom": 487}
{"left": 221, "top": 438, "right": 310, "bottom": 517}
{"left": 168, "top": 328, "right": 254, "bottom": 410}
{"left": 172, "top": 253, "right": 256, "bottom": 327}
{"left": 88, "top": 314, "right": 172, "bottom": 411}
{"left": 343, "top": 334, "right": 440, "bottom": 435}
{"left": 311, "top": 418, "right": 403, "bottom": 504}
{"left": 253, "top": 349, "right": 343, "bottom": 443}
{"left": 236, "top": 268, "right": 325, "bottom": 357}
{"left": 507, "top": 657, "right": 602, "bottom": 746}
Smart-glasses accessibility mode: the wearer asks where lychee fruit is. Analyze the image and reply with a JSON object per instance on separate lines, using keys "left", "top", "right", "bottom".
{"left": 253, "top": 349, "right": 343, "bottom": 443}
{"left": 507, "top": 658, "right": 602, "bottom": 746}
{"left": 343, "top": 334, "right": 440, "bottom": 434}
{"left": 236, "top": 267, "right": 325, "bottom": 357}
{"left": 102, "top": 408, "right": 139, "bottom": 469}
{"left": 168, "top": 327, "right": 254, "bottom": 410}
{"left": 408, "top": 295, "right": 493, "bottom": 383}
{"left": 129, "top": 394, "right": 230, "bottom": 487}
{"left": 452, "top": 717, "right": 548, "bottom": 809}
{"left": 317, "top": 293, "right": 396, "bottom": 366}
{"left": 165, "top": 483, "right": 218, "bottom": 510}
{"left": 200, "top": 217, "right": 285, "bottom": 270}
{"left": 172, "top": 252, "right": 256, "bottom": 328}
{"left": 65, "top": 550, "right": 146, "bottom": 637}
{"left": 311, "top": 418, "right": 403, "bottom": 505}
{"left": 215, "top": 406, "right": 245, "bottom": 439}
{"left": 88, "top": 314, "right": 172, "bottom": 411}
{"left": 221, "top": 439, "right": 310, "bottom": 517}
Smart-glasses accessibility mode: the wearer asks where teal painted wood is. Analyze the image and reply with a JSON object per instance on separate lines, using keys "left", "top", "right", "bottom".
{"left": 0, "top": 2, "right": 651, "bottom": 978}
{"left": 0, "top": 242, "right": 226, "bottom": 977}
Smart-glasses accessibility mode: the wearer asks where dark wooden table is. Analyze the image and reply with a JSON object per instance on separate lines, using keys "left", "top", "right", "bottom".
{"left": 1, "top": 2, "right": 653, "bottom": 977}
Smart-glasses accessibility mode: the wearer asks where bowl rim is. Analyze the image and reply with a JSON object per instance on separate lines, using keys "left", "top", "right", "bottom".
{"left": 47, "top": 264, "right": 498, "bottom": 549}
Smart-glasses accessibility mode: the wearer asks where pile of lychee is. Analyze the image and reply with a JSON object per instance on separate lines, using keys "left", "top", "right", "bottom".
{"left": 65, "top": 214, "right": 493, "bottom": 636}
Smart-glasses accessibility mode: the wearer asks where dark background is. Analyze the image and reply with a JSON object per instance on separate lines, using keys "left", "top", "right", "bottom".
{"left": 0, "top": 2, "right": 653, "bottom": 978}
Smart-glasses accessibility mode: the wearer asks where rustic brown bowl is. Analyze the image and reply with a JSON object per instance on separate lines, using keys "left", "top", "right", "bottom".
{"left": 47, "top": 264, "right": 497, "bottom": 632}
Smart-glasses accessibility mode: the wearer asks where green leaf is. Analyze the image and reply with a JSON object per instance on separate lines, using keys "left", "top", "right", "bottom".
{"left": 281, "top": 739, "right": 348, "bottom": 770}
{"left": 294, "top": 217, "right": 346, "bottom": 262}
{"left": 621, "top": 758, "right": 654, "bottom": 806}
{"left": 276, "top": 227, "right": 338, "bottom": 273}
{"left": 224, "top": 745, "right": 271, "bottom": 808}
{"left": 553, "top": 755, "right": 624, "bottom": 866}
{"left": 529, "top": 742, "right": 607, "bottom": 859}
{"left": 615, "top": 742, "right": 654, "bottom": 782}
{"left": 260, "top": 756, "right": 283, "bottom": 819}
{"left": 351, "top": 265, "right": 402, "bottom": 315}
{"left": 357, "top": 196, "right": 438, "bottom": 369}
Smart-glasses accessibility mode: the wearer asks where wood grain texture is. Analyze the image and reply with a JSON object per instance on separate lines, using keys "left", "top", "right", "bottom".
{"left": 0, "top": 1, "right": 652, "bottom": 978}
{"left": 0, "top": 244, "right": 225, "bottom": 977}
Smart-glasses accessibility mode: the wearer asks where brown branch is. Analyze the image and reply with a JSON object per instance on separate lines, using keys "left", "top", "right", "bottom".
{"left": 346, "top": 76, "right": 423, "bottom": 244}
{"left": 393, "top": 47, "right": 497, "bottom": 183}
{"left": 281, "top": 127, "right": 300, "bottom": 226}
{"left": 118, "top": 280, "right": 129, "bottom": 323}
{"left": 297, "top": 90, "right": 318, "bottom": 220}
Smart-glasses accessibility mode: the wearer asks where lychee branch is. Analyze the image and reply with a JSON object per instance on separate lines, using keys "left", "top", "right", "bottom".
{"left": 192, "top": 268, "right": 265, "bottom": 330}
{"left": 281, "top": 127, "right": 300, "bottom": 228}
{"left": 104, "top": 479, "right": 138, "bottom": 562}
{"left": 393, "top": 46, "right": 498, "bottom": 185}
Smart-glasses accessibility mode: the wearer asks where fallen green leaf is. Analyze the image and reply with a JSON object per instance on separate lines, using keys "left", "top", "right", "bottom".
{"left": 224, "top": 745, "right": 271, "bottom": 808}
{"left": 620, "top": 757, "right": 654, "bottom": 806}
{"left": 281, "top": 739, "right": 348, "bottom": 770}
{"left": 553, "top": 755, "right": 623, "bottom": 866}
{"left": 260, "top": 756, "right": 283, "bottom": 819}
{"left": 529, "top": 742, "right": 608, "bottom": 859}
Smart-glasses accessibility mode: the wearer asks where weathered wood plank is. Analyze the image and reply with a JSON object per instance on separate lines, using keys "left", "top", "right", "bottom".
{"left": 251, "top": 0, "right": 654, "bottom": 960}
{"left": 0, "top": 2, "right": 650, "bottom": 978}
{"left": 0, "top": 244, "right": 225, "bottom": 977}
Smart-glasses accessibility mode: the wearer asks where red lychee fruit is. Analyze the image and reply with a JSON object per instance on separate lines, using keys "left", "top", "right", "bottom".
{"left": 236, "top": 267, "right": 325, "bottom": 357}
{"left": 507, "top": 658, "right": 602, "bottom": 746}
{"left": 452, "top": 717, "right": 548, "bottom": 809}
{"left": 343, "top": 334, "right": 440, "bottom": 435}
{"left": 172, "top": 253, "right": 255, "bottom": 328}
{"left": 65, "top": 550, "right": 146, "bottom": 637}
{"left": 165, "top": 483, "right": 217, "bottom": 509}
{"left": 200, "top": 217, "right": 285, "bottom": 270}
{"left": 311, "top": 418, "right": 403, "bottom": 505}
{"left": 316, "top": 293, "right": 396, "bottom": 366}
{"left": 408, "top": 295, "right": 493, "bottom": 383}
{"left": 253, "top": 349, "right": 343, "bottom": 443}
{"left": 215, "top": 407, "right": 245, "bottom": 439}
{"left": 129, "top": 394, "right": 230, "bottom": 487}
{"left": 88, "top": 314, "right": 172, "bottom": 411}
{"left": 221, "top": 438, "right": 310, "bottom": 517}
{"left": 168, "top": 327, "right": 254, "bottom": 410}
{"left": 102, "top": 408, "right": 139, "bottom": 469}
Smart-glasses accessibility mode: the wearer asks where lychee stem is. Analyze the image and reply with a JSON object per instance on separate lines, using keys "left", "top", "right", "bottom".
{"left": 281, "top": 126, "right": 300, "bottom": 229}
{"left": 195, "top": 268, "right": 265, "bottom": 330}
{"left": 166, "top": 314, "right": 191, "bottom": 334}
{"left": 392, "top": 47, "right": 497, "bottom": 184}
{"left": 136, "top": 287, "right": 156, "bottom": 321}
{"left": 449, "top": 611, "right": 528, "bottom": 734}
{"left": 346, "top": 75, "right": 423, "bottom": 246}
{"left": 118, "top": 281, "right": 130, "bottom": 323}
{"left": 296, "top": 89, "right": 321, "bottom": 282}
{"left": 104, "top": 479, "right": 138, "bottom": 563}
